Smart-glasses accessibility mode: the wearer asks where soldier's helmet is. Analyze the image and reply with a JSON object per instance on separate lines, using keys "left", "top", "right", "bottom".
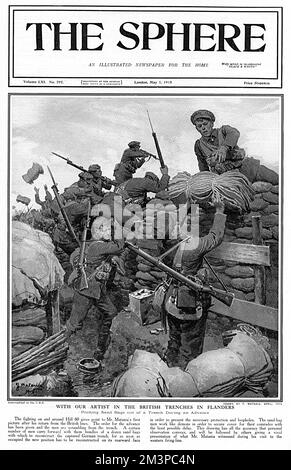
{"left": 190, "top": 109, "right": 215, "bottom": 125}
{"left": 128, "top": 141, "right": 141, "bottom": 148}
{"left": 79, "top": 171, "right": 93, "bottom": 181}
{"left": 88, "top": 164, "right": 101, "bottom": 172}
{"left": 145, "top": 171, "right": 159, "bottom": 183}
{"left": 91, "top": 216, "right": 112, "bottom": 240}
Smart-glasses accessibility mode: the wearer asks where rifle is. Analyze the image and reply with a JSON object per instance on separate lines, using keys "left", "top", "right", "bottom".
{"left": 78, "top": 200, "right": 91, "bottom": 291}
{"left": 51, "top": 152, "right": 117, "bottom": 186}
{"left": 47, "top": 166, "right": 80, "bottom": 247}
{"left": 146, "top": 110, "right": 165, "bottom": 168}
{"left": 125, "top": 241, "right": 234, "bottom": 307}
{"left": 139, "top": 149, "right": 159, "bottom": 161}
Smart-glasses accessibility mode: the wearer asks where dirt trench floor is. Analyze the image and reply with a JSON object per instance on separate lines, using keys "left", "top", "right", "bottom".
{"left": 64, "top": 290, "right": 278, "bottom": 398}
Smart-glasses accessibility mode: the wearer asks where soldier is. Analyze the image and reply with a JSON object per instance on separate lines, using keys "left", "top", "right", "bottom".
{"left": 88, "top": 164, "right": 113, "bottom": 196}
{"left": 164, "top": 196, "right": 226, "bottom": 369}
{"left": 67, "top": 171, "right": 103, "bottom": 205}
{"left": 191, "top": 109, "right": 279, "bottom": 184}
{"left": 34, "top": 185, "right": 53, "bottom": 213}
{"left": 33, "top": 185, "right": 55, "bottom": 233}
{"left": 65, "top": 216, "right": 124, "bottom": 362}
{"left": 114, "top": 141, "right": 156, "bottom": 185}
{"left": 52, "top": 212, "right": 79, "bottom": 252}
{"left": 116, "top": 166, "right": 170, "bottom": 207}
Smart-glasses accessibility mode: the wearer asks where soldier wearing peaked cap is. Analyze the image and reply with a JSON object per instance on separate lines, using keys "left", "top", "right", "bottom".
{"left": 190, "top": 109, "right": 216, "bottom": 124}
{"left": 191, "top": 109, "right": 279, "bottom": 184}
{"left": 65, "top": 216, "right": 124, "bottom": 362}
{"left": 116, "top": 166, "right": 170, "bottom": 207}
{"left": 128, "top": 140, "right": 141, "bottom": 147}
{"left": 191, "top": 109, "right": 245, "bottom": 174}
{"left": 88, "top": 164, "right": 113, "bottom": 195}
{"left": 115, "top": 141, "right": 155, "bottom": 185}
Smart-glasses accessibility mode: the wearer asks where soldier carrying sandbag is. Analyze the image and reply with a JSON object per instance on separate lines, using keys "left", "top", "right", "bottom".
{"left": 191, "top": 109, "right": 278, "bottom": 184}
{"left": 116, "top": 166, "right": 170, "bottom": 207}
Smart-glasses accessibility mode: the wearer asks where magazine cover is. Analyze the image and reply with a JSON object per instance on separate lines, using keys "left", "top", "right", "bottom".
{"left": 1, "top": 0, "right": 290, "bottom": 461}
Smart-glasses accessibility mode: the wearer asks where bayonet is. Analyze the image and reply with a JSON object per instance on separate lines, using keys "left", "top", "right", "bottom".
{"left": 47, "top": 166, "right": 80, "bottom": 247}
{"left": 146, "top": 110, "right": 165, "bottom": 168}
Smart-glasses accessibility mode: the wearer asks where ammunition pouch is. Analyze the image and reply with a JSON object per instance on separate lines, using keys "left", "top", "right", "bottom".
{"left": 176, "top": 285, "right": 199, "bottom": 309}
{"left": 228, "top": 147, "right": 246, "bottom": 161}
{"left": 89, "top": 260, "right": 112, "bottom": 282}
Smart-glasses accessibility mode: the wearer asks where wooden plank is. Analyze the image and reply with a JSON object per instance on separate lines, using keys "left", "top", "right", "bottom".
{"left": 51, "top": 290, "right": 61, "bottom": 334}
{"left": 208, "top": 241, "right": 270, "bottom": 266}
{"left": 46, "top": 290, "right": 61, "bottom": 336}
{"left": 252, "top": 216, "right": 266, "bottom": 304}
{"left": 209, "top": 297, "right": 278, "bottom": 331}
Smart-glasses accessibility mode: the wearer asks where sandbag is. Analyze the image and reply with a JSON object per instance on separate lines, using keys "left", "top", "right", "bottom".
{"left": 151, "top": 271, "right": 166, "bottom": 280}
{"left": 231, "top": 277, "right": 254, "bottom": 292}
{"left": 12, "top": 307, "right": 46, "bottom": 327}
{"left": 136, "top": 271, "right": 157, "bottom": 282}
{"left": 185, "top": 332, "right": 272, "bottom": 397}
{"left": 22, "top": 162, "right": 44, "bottom": 184}
{"left": 262, "top": 192, "right": 279, "bottom": 205}
{"left": 112, "top": 330, "right": 273, "bottom": 398}
{"left": 112, "top": 350, "right": 169, "bottom": 397}
{"left": 162, "top": 367, "right": 199, "bottom": 397}
{"left": 12, "top": 326, "right": 44, "bottom": 345}
{"left": 185, "top": 348, "right": 244, "bottom": 395}
{"left": 252, "top": 182, "right": 272, "bottom": 193}
{"left": 16, "top": 195, "right": 31, "bottom": 206}
{"left": 224, "top": 266, "right": 254, "bottom": 278}
{"left": 168, "top": 171, "right": 254, "bottom": 212}
{"left": 137, "top": 263, "right": 151, "bottom": 273}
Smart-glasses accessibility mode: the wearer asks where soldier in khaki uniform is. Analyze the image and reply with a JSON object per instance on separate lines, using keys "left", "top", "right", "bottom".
{"left": 114, "top": 141, "right": 156, "bottom": 185}
{"left": 191, "top": 109, "right": 278, "bottom": 184}
{"left": 164, "top": 198, "right": 226, "bottom": 369}
{"left": 116, "top": 166, "right": 170, "bottom": 207}
{"left": 66, "top": 216, "right": 124, "bottom": 362}
{"left": 88, "top": 164, "right": 113, "bottom": 196}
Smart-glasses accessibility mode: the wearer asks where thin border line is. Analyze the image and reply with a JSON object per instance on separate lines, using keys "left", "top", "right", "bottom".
{"left": 8, "top": 6, "right": 282, "bottom": 86}
{"left": 7, "top": 92, "right": 283, "bottom": 403}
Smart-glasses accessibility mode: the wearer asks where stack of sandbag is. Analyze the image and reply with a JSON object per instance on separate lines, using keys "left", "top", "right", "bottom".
{"left": 168, "top": 171, "right": 254, "bottom": 212}
{"left": 143, "top": 198, "right": 182, "bottom": 239}
{"left": 132, "top": 198, "right": 183, "bottom": 290}
{"left": 135, "top": 239, "right": 166, "bottom": 290}
{"left": 12, "top": 313, "right": 47, "bottom": 356}
{"left": 185, "top": 332, "right": 273, "bottom": 397}
{"left": 111, "top": 331, "right": 273, "bottom": 398}
{"left": 12, "top": 221, "right": 65, "bottom": 306}
{"left": 12, "top": 306, "right": 47, "bottom": 328}
{"left": 12, "top": 307, "right": 47, "bottom": 357}
{"left": 243, "top": 181, "right": 279, "bottom": 241}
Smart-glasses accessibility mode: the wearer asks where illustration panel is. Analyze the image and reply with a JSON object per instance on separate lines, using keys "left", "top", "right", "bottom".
{"left": 9, "top": 94, "right": 281, "bottom": 400}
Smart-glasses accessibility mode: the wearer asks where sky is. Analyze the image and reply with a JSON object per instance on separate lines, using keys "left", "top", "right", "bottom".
{"left": 11, "top": 95, "right": 281, "bottom": 209}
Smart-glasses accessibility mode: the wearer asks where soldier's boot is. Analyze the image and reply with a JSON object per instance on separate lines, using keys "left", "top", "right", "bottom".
{"left": 93, "top": 347, "right": 105, "bottom": 362}
{"left": 163, "top": 346, "right": 180, "bottom": 368}
{"left": 93, "top": 330, "right": 112, "bottom": 362}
